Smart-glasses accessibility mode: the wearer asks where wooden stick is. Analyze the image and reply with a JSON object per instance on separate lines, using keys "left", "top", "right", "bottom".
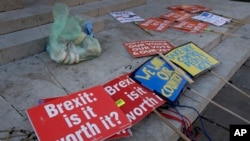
{"left": 153, "top": 110, "right": 191, "bottom": 141}
{"left": 204, "top": 28, "right": 249, "bottom": 39}
{"left": 209, "top": 70, "right": 250, "bottom": 99}
{"left": 188, "top": 88, "right": 250, "bottom": 124}
{"left": 158, "top": 53, "right": 194, "bottom": 84}
{"left": 133, "top": 22, "right": 154, "bottom": 36}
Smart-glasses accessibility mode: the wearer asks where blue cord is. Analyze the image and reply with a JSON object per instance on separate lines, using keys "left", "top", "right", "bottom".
{"left": 171, "top": 103, "right": 214, "bottom": 141}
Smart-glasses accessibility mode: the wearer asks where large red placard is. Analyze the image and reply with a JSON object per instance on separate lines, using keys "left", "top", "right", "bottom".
{"left": 172, "top": 20, "right": 208, "bottom": 34}
{"left": 103, "top": 73, "right": 165, "bottom": 125}
{"left": 27, "top": 86, "right": 131, "bottom": 141}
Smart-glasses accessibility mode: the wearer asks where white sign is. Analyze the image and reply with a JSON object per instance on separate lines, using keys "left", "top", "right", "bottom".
{"left": 192, "top": 12, "right": 231, "bottom": 26}
{"left": 110, "top": 11, "right": 144, "bottom": 23}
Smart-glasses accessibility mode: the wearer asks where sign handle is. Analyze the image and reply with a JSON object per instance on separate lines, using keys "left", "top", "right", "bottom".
{"left": 133, "top": 22, "right": 154, "bottom": 36}
{"left": 208, "top": 70, "right": 250, "bottom": 99}
{"left": 158, "top": 53, "right": 194, "bottom": 84}
{"left": 204, "top": 28, "right": 249, "bottom": 39}
{"left": 188, "top": 88, "right": 250, "bottom": 124}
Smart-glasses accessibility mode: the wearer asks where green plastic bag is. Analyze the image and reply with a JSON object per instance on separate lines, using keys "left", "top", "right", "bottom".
{"left": 47, "top": 3, "right": 101, "bottom": 64}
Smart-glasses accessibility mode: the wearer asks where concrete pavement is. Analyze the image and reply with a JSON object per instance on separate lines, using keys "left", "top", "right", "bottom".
{"left": 184, "top": 57, "right": 250, "bottom": 141}
{"left": 0, "top": 0, "right": 250, "bottom": 140}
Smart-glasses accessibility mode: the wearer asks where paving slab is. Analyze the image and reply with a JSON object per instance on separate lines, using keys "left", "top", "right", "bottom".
{"left": 244, "top": 57, "right": 250, "bottom": 67}
{"left": 230, "top": 66, "right": 250, "bottom": 91}
{"left": 189, "top": 62, "right": 250, "bottom": 141}
{"left": 0, "top": 0, "right": 250, "bottom": 141}
{"left": 0, "top": 96, "right": 31, "bottom": 130}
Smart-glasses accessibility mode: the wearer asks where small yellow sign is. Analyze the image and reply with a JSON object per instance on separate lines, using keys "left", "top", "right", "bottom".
{"left": 165, "top": 42, "right": 219, "bottom": 76}
{"left": 116, "top": 99, "right": 125, "bottom": 107}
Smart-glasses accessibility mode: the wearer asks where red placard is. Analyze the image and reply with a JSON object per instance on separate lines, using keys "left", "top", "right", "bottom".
{"left": 168, "top": 4, "right": 211, "bottom": 13}
{"left": 27, "top": 86, "right": 131, "bottom": 141}
{"left": 103, "top": 73, "right": 165, "bottom": 125}
{"left": 139, "top": 18, "right": 173, "bottom": 32}
{"left": 123, "top": 40, "right": 175, "bottom": 57}
{"left": 38, "top": 97, "right": 133, "bottom": 140}
{"left": 107, "top": 128, "right": 132, "bottom": 140}
{"left": 160, "top": 11, "right": 193, "bottom": 22}
{"left": 172, "top": 20, "right": 208, "bottom": 34}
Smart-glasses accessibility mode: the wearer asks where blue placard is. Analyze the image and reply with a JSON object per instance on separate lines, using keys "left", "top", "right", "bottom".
{"left": 131, "top": 56, "right": 188, "bottom": 102}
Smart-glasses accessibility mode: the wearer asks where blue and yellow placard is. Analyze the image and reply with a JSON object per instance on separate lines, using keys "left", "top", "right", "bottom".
{"left": 165, "top": 42, "right": 220, "bottom": 77}
{"left": 131, "top": 56, "right": 188, "bottom": 103}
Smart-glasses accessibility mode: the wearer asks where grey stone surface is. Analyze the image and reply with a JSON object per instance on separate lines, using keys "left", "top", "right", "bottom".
{"left": 0, "top": 0, "right": 146, "bottom": 65}
{"left": 0, "top": 0, "right": 146, "bottom": 35}
{"left": 0, "top": 0, "right": 249, "bottom": 141}
{"left": 187, "top": 61, "right": 250, "bottom": 141}
{"left": 0, "top": 5, "right": 52, "bottom": 35}
{"left": 0, "top": 16, "right": 105, "bottom": 66}
{"left": 0, "top": 0, "right": 23, "bottom": 12}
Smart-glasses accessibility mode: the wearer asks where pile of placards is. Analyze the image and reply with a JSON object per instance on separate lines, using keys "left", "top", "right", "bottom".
{"left": 110, "top": 4, "right": 231, "bottom": 34}
{"left": 26, "top": 42, "right": 220, "bottom": 141}
{"left": 26, "top": 4, "right": 242, "bottom": 141}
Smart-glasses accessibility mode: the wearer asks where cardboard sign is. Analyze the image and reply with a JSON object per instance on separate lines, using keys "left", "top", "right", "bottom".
{"left": 27, "top": 86, "right": 131, "bottom": 141}
{"left": 192, "top": 12, "right": 231, "bottom": 26}
{"left": 131, "top": 56, "right": 189, "bottom": 103}
{"left": 172, "top": 19, "right": 208, "bottom": 34}
{"left": 123, "top": 40, "right": 175, "bottom": 57}
{"left": 168, "top": 4, "right": 211, "bottom": 13}
{"left": 139, "top": 18, "right": 173, "bottom": 32}
{"left": 38, "top": 97, "right": 133, "bottom": 140}
{"left": 165, "top": 42, "right": 220, "bottom": 77}
{"left": 160, "top": 11, "right": 193, "bottom": 22}
{"left": 110, "top": 11, "right": 144, "bottom": 23}
{"left": 103, "top": 73, "right": 165, "bottom": 125}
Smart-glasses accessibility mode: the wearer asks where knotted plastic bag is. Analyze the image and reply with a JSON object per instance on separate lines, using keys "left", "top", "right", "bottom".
{"left": 46, "top": 3, "right": 101, "bottom": 64}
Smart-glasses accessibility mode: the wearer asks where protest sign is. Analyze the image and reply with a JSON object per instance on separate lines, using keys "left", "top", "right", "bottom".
{"left": 172, "top": 19, "right": 208, "bottom": 34}
{"left": 160, "top": 11, "right": 193, "bottom": 22}
{"left": 139, "top": 18, "right": 173, "bottom": 32}
{"left": 27, "top": 86, "right": 131, "bottom": 141}
{"left": 110, "top": 11, "right": 144, "bottom": 23}
{"left": 38, "top": 96, "right": 133, "bottom": 140}
{"left": 192, "top": 12, "right": 231, "bottom": 26}
{"left": 123, "top": 40, "right": 175, "bottom": 57}
{"left": 103, "top": 73, "right": 165, "bottom": 125}
{"left": 131, "top": 56, "right": 189, "bottom": 103}
{"left": 165, "top": 42, "right": 220, "bottom": 77}
{"left": 168, "top": 4, "right": 211, "bottom": 13}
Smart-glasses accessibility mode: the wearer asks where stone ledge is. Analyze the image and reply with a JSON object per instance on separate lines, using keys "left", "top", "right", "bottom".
{"left": 0, "top": 15, "right": 105, "bottom": 66}
{"left": 0, "top": 0, "right": 146, "bottom": 35}
{"left": 0, "top": 0, "right": 23, "bottom": 12}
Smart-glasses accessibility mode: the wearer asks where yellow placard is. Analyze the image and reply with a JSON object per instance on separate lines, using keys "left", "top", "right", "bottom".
{"left": 115, "top": 99, "right": 125, "bottom": 107}
{"left": 165, "top": 42, "right": 219, "bottom": 76}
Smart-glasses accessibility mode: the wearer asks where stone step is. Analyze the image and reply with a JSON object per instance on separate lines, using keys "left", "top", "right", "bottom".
{"left": 0, "top": 0, "right": 146, "bottom": 65}
{"left": 21, "top": 0, "right": 100, "bottom": 8}
{"left": 0, "top": 0, "right": 23, "bottom": 12}
{"left": 0, "top": 15, "right": 104, "bottom": 66}
{"left": 0, "top": 0, "right": 98, "bottom": 12}
{"left": 0, "top": 0, "right": 146, "bottom": 35}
